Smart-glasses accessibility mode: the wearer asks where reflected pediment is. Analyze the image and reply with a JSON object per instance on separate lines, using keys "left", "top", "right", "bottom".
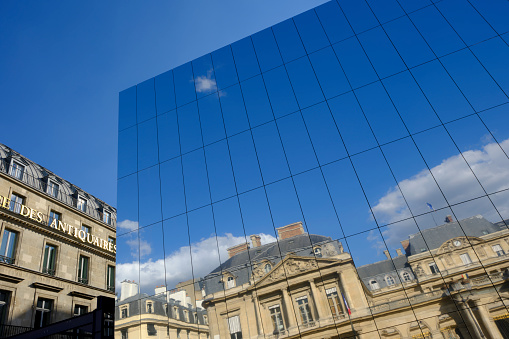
{"left": 436, "top": 236, "right": 484, "bottom": 254}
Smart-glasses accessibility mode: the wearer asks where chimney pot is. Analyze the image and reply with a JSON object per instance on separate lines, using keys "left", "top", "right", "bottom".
{"left": 227, "top": 242, "right": 250, "bottom": 258}
{"left": 383, "top": 250, "right": 391, "bottom": 260}
{"left": 445, "top": 215, "right": 453, "bottom": 223}
{"left": 276, "top": 222, "right": 305, "bottom": 240}
{"left": 396, "top": 248, "right": 403, "bottom": 256}
{"left": 250, "top": 234, "right": 262, "bottom": 248}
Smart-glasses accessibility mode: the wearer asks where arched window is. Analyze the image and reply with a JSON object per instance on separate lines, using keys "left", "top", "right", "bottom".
{"left": 385, "top": 275, "right": 395, "bottom": 286}
{"left": 401, "top": 271, "right": 411, "bottom": 282}
{"left": 264, "top": 263, "right": 271, "bottom": 273}
{"left": 370, "top": 280, "right": 379, "bottom": 290}
{"left": 314, "top": 247, "right": 322, "bottom": 258}
{"left": 226, "top": 276, "right": 235, "bottom": 289}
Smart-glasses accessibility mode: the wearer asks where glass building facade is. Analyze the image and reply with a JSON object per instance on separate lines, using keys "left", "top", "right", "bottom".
{"left": 116, "top": 0, "right": 509, "bottom": 338}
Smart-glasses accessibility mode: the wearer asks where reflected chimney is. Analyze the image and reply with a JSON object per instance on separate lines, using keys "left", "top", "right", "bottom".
{"left": 250, "top": 234, "right": 262, "bottom": 248}
{"left": 445, "top": 215, "right": 453, "bottom": 223}
{"left": 277, "top": 222, "right": 305, "bottom": 240}
{"left": 396, "top": 248, "right": 404, "bottom": 257}
{"left": 227, "top": 243, "right": 250, "bottom": 258}
{"left": 383, "top": 250, "right": 391, "bottom": 260}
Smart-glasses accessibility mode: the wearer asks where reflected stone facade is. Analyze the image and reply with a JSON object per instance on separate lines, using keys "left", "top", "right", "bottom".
{"left": 116, "top": 0, "right": 509, "bottom": 338}
{"left": 0, "top": 143, "right": 116, "bottom": 334}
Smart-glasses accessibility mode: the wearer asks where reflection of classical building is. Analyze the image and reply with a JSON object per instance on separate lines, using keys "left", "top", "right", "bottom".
{"left": 115, "top": 280, "right": 209, "bottom": 339}
{"left": 202, "top": 219, "right": 509, "bottom": 338}
{"left": 0, "top": 143, "right": 116, "bottom": 335}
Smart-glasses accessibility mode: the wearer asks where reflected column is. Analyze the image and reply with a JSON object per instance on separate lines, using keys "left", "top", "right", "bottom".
{"left": 282, "top": 287, "right": 298, "bottom": 330}
{"left": 473, "top": 299, "right": 503, "bottom": 339}
{"left": 308, "top": 279, "right": 326, "bottom": 321}
{"left": 251, "top": 293, "right": 263, "bottom": 336}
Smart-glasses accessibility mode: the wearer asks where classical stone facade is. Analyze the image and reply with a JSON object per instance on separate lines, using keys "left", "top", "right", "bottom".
{"left": 202, "top": 219, "right": 509, "bottom": 339}
{"left": 0, "top": 143, "right": 116, "bottom": 334}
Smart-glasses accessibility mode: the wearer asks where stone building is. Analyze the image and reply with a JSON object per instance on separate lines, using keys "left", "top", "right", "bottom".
{"left": 202, "top": 218, "right": 509, "bottom": 339}
{"left": 114, "top": 280, "right": 209, "bottom": 339}
{"left": 0, "top": 143, "right": 116, "bottom": 334}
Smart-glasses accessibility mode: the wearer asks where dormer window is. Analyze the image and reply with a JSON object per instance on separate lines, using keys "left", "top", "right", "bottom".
{"left": 264, "top": 263, "right": 271, "bottom": 273}
{"left": 147, "top": 302, "right": 153, "bottom": 313}
{"left": 77, "top": 196, "right": 87, "bottom": 213}
{"left": 9, "top": 161, "right": 24, "bottom": 180}
{"left": 401, "top": 271, "right": 412, "bottom": 282}
{"left": 47, "top": 180, "right": 59, "bottom": 198}
{"left": 314, "top": 247, "right": 322, "bottom": 258}
{"left": 370, "top": 280, "right": 379, "bottom": 290}
{"left": 385, "top": 275, "right": 395, "bottom": 286}
{"left": 103, "top": 211, "right": 112, "bottom": 225}
{"left": 226, "top": 276, "right": 235, "bottom": 289}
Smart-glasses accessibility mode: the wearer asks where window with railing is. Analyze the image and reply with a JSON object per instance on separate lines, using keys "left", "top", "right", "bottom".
{"left": 9, "top": 161, "right": 24, "bottom": 180}
{"left": 48, "top": 210, "right": 61, "bottom": 227}
{"left": 326, "top": 287, "right": 342, "bottom": 317}
{"left": 296, "top": 296, "right": 313, "bottom": 325}
{"left": 429, "top": 262, "right": 440, "bottom": 274}
{"left": 492, "top": 244, "right": 505, "bottom": 257}
{"left": 103, "top": 211, "right": 112, "bottom": 225}
{"left": 42, "top": 244, "right": 57, "bottom": 275}
{"left": 47, "top": 180, "right": 59, "bottom": 198}
{"left": 9, "top": 193, "right": 24, "bottom": 214}
{"left": 107, "top": 265, "right": 115, "bottom": 292}
{"left": 269, "top": 305, "right": 285, "bottom": 333}
{"left": 77, "top": 197, "right": 87, "bottom": 213}
{"left": 0, "top": 229, "right": 18, "bottom": 265}
{"left": 78, "top": 255, "right": 89, "bottom": 284}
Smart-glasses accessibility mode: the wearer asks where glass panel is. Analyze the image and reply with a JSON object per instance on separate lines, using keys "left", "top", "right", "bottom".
{"left": 211, "top": 45, "right": 238, "bottom": 90}
{"left": 351, "top": 148, "right": 411, "bottom": 226}
{"left": 276, "top": 113, "right": 318, "bottom": 175}
{"left": 182, "top": 149, "right": 210, "bottom": 211}
{"left": 293, "top": 169, "right": 343, "bottom": 240}
{"left": 412, "top": 126, "right": 486, "bottom": 205}
{"left": 192, "top": 54, "right": 217, "bottom": 99}
{"left": 382, "top": 71, "right": 441, "bottom": 134}
{"left": 440, "top": 49, "right": 507, "bottom": 112}
{"left": 285, "top": 57, "right": 324, "bottom": 109}
{"left": 160, "top": 157, "right": 186, "bottom": 220}
{"left": 177, "top": 102, "right": 202, "bottom": 154}
{"left": 337, "top": 0, "right": 378, "bottom": 34}
{"left": 322, "top": 158, "right": 377, "bottom": 236}
{"left": 219, "top": 84, "right": 250, "bottom": 136}
{"left": 366, "top": 0, "right": 405, "bottom": 24}
{"left": 237, "top": 188, "right": 277, "bottom": 241}
{"left": 197, "top": 92, "right": 226, "bottom": 146}
{"left": 137, "top": 78, "right": 156, "bottom": 123}
{"left": 119, "top": 86, "right": 136, "bottom": 131}
{"left": 308, "top": 47, "right": 350, "bottom": 99}
{"left": 272, "top": 19, "right": 306, "bottom": 63}
{"left": 157, "top": 110, "right": 180, "bottom": 162}
{"left": 137, "top": 118, "right": 159, "bottom": 171}
{"left": 357, "top": 26, "right": 406, "bottom": 79}
{"left": 263, "top": 66, "right": 299, "bottom": 118}
{"left": 293, "top": 9, "right": 329, "bottom": 54}
{"left": 411, "top": 60, "right": 474, "bottom": 123}
{"left": 383, "top": 16, "right": 435, "bottom": 68}
{"left": 436, "top": 0, "right": 496, "bottom": 46}
{"left": 398, "top": 0, "right": 431, "bottom": 13}
{"left": 163, "top": 216, "right": 194, "bottom": 292}
{"left": 155, "top": 70, "right": 176, "bottom": 115}
{"left": 251, "top": 122, "right": 290, "bottom": 185}
{"left": 469, "top": 0, "right": 509, "bottom": 34}
{"left": 446, "top": 115, "right": 509, "bottom": 195}
{"left": 409, "top": 6, "right": 465, "bottom": 57}
{"left": 138, "top": 166, "right": 162, "bottom": 228}
{"left": 231, "top": 37, "right": 260, "bottom": 82}
{"left": 204, "top": 140, "right": 236, "bottom": 203}
{"left": 301, "top": 102, "right": 347, "bottom": 165}
{"left": 240, "top": 75, "right": 273, "bottom": 128}
{"left": 251, "top": 28, "right": 283, "bottom": 73}
{"left": 173, "top": 62, "right": 196, "bottom": 107}
{"left": 471, "top": 37, "right": 509, "bottom": 97}
{"left": 355, "top": 82, "right": 409, "bottom": 145}
{"left": 314, "top": 0, "right": 354, "bottom": 44}
{"left": 117, "top": 173, "right": 138, "bottom": 236}
{"left": 478, "top": 103, "right": 509, "bottom": 155}
{"left": 118, "top": 126, "right": 137, "bottom": 178}
{"left": 265, "top": 178, "right": 303, "bottom": 230}
{"left": 228, "top": 131, "right": 263, "bottom": 193}
{"left": 333, "top": 37, "right": 378, "bottom": 89}
{"left": 327, "top": 92, "right": 378, "bottom": 155}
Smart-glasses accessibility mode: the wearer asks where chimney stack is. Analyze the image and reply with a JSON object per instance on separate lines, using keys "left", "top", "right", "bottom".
{"left": 227, "top": 243, "right": 250, "bottom": 258}
{"left": 250, "top": 234, "right": 262, "bottom": 248}
{"left": 400, "top": 239, "right": 410, "bottom": 256}
{"left": 120, "top": 280, "right": 139, "bottom": 301}
{"left": 383, "top": 250, "right": 391, "bottom": 260}
{"left": 276, "top": 222, "right": 305, "bottom": 240}
{"left": 445, "top": 215, "right": 453, "bottom": 223}
{"left": 396, "top": 248, "right": 404, "bottom": 257}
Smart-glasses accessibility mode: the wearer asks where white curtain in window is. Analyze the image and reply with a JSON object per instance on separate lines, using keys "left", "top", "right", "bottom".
{"left": 228, "top": 315, "right": 241, "bottom": 334}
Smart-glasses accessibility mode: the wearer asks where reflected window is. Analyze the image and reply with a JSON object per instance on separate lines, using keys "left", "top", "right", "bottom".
{"left": 226, "top": 276, "right": 235, "bottom": 289}
{"left": 325, "top": 287, "right": 341, "bottom": 317}
{"left": 228, "top": 315, "right": 242, "bottom": 339}
{"left": 42, "top": 244, "right": 57, "bottom": 275}
{"left": 0, "top": 229, "right": 18, "bottom": 265}
{"left": 401, "top": 272, "right": 411, "bottom": 282}
{"left": 264, "top": 263, "right": 271, "bottom": 273}
{"left": 428, "top": 262, "right": 440, "bottom": 274}
{"left": 47, "top": 180, "right": 59, "bottom": 198}
{"left": 48, "top": 211, "right": 61, "bottom": 227}
{"left": 81, "top": 225, "right": 91, "bottom": 234}
{"left": 34, "top": 298, "right": 53, "bottom": 329}
{"left": 314, "top": 247, "right": 322, "bottom": 258}
{"left": 107, "top": 265, "right": 115, "bottom": 292}
{"left": 103, "top": 211, "right": 112, "bottom": 225}
{"left": 147, "top": 323, "right": 157, "bottom": 336}
{"left": 385, "top": 276, "right": 395, "bottom": 286}
{"left": 74, "top": 305, "right": 88, "bottom": 316}
{"left": 78, "top": 255, "right": 89, "bottom": 284}
{"left": 492, "top": 244, "right": 505, "bottom": 257}
{"left": 370, "top": 280, "right": 380, "bottom": 290}
{"left": 296, "top": 296, "right": 313, "bottom": 325}
{"left": 9, "top": 193, "right": 24, "bottom": 214}
{"left": 147, "top": 302, "right": 153, "bottom": 314}
{"left": 77, "top": 196, "right": 87, "bottom": 213}
{"left": 0, "top": 290, "right": 10, "bottom": 325}
{"left": 184, "top": 310, "right": 189, "bottom": 322}
{"left": 10, "top": 161, "right": 24, "bottom": 180}
{"left": 269, "top": 305, "right": 285, "bottom": 332}
{"left": 204, "top": 315, "right": 208, "bottom": 325}
{"left": 460, "top": 253, "right": 472, "bottom": 265}
{"left": 121, "top": 330, "right": 128, "bottom": 339}
{"left": 121, "top": 306, "right": 128, "bottom": 319}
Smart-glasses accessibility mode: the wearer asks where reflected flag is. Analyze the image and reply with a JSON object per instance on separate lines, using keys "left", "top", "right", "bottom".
{"left": 426, "top": 203, "right": 434, "bottom": 211}
{"left": 342, "top": 293, "right": 351, "bottom": 315}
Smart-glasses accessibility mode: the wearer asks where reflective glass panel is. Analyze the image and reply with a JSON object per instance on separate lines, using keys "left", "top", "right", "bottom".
{"left": 314, "top": 0, "right": 353, "bottom": 44}
{"left": 119, "top": 86, "right": 136, "bottom": 131}
{"left": 272, "top": 19, "right": 306, "bottom": 63}
{"left": 252, "top": 28, "right": 283, "bottom": 73}
{"left": 231, "top": 37, "right": 260, "bottom": 82}
{"left": 136, "top": 78, "right": 156, "bottom": 123}
{"left": 155, "top": 70, "right": 176, "bottom": 115}
{"left": 293, "top": 9, "right": 329, "bottom": 54}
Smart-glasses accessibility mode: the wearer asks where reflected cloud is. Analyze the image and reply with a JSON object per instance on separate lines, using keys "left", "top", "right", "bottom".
{"left": 371, "top": 138, "right": 509, "bottom": 248}
{"left": 195, "top": 70, "right": 217, "bottom": 93}
{"left": 117, "top": 219, "right": 138, "bottom": 231}
{"left": 126, "top": 238, "right": 152, "bottom": 258}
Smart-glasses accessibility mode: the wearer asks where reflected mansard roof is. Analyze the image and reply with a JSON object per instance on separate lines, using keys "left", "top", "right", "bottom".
{"left": 0, "top": 142, "right": 116, "bottom": 224}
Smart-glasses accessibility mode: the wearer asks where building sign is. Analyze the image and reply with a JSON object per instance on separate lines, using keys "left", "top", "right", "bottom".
{"left": 0, "top": 195, "right": 116, "bottom": 254}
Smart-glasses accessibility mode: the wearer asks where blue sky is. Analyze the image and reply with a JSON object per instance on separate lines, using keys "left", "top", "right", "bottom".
{"left": 0, "top": 0, "right": 328, "bottom": 206}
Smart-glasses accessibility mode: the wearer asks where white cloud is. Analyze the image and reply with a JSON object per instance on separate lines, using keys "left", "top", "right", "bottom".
{"left": 126, "top": 238, "right": 152, "bottom": 258}
{"left": 116, "top": 232, "right": 277, "bottom": 295}
{"left": 371, "top": 138, "right": 509, "bottom": 250}
{"left": 117, "top": 219, "right": 138, "bottom": 232}
{"left": 194, "top": 70, "right": 217, "bottom": 93}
